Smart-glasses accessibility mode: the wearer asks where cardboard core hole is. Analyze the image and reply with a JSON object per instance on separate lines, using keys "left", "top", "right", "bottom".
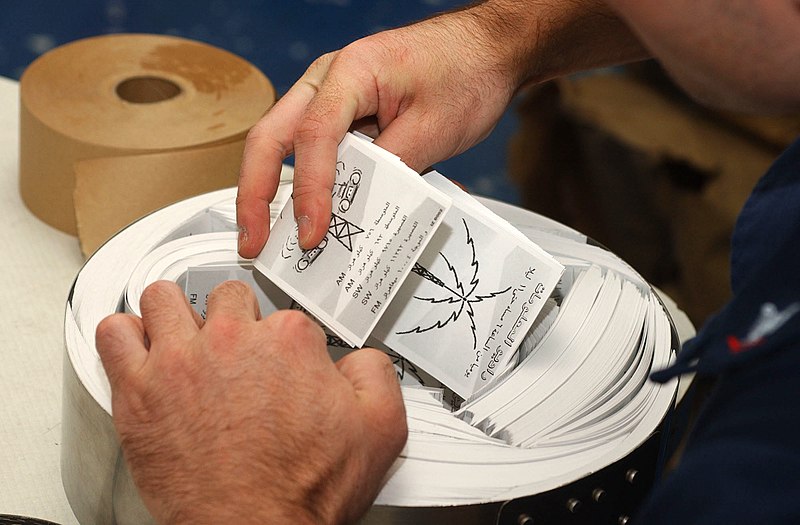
{"left": 116, "top": 76, "right": 181, "bottom": 103}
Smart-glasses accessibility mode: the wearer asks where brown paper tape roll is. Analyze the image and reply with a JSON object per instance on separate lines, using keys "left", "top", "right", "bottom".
{"left": 19, "top": 33, "right": 275, "bottom": 255}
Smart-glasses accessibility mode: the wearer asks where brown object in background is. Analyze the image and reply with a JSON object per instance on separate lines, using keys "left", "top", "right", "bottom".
{"left": 19, "top": 34, "right": 275, "bottom": 256}
{"left": 509, "top": 68, "right": 795, "bottom": 326}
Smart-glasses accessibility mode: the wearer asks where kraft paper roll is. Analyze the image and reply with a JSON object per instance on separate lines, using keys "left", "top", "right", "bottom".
{"left": 19, "top": 33, "right": 275, "bottom": 255}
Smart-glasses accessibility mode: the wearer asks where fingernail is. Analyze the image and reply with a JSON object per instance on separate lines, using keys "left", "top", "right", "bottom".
{"left": 238, "top": 225, "right": 248, "bottom": 251}
{"left": 296, "top": 215, "right": 311, "bottom": 247}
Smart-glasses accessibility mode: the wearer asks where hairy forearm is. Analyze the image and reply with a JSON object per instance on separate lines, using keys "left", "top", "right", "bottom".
{"left": 457, "top": 0, "right": 650, "bottom": 89}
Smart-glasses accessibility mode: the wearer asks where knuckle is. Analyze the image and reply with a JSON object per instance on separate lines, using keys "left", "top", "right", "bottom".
{"left": 390, "top": 414, "right": 409, "bottom": 452}
{"left": 95, "top": 314, "right": 127, "bottom": 348}
{"left": 244, "top": 124, "right": 287, "bottom": 161}
{"left": 290, "top": 179, "right": 324, "bottom": 201}
{"left": 379, "top": 398, "right": 408, "bottom": 454}
{"left": 141, "top": 280, "right": 182, "bottom": 307}
{"left": 293, "top": 114, "right": 328, "bottom": 146}
{"left": 308, "top": 51, "right": 338, "bottom": 75}
{"left": 269, "top": 309, "right": 313, "bottom": 331}
{"left": 214, "top": 279, "right": 254, "bottom": 299}
{"left": 265, "top": 310, "right": 326, "bottom": 344}
{"left": 291, "top": 164, "right": 335, "bottom": 200}
{"left": 213, "top": 280, "right": 258, "bottom": 316}
{"left": 360, "top": 347, "right": 396, "bottom": 375}
{"left": 364, "top": 349, "right": 407, "bottom": 447}
{"left": 234, "top": 191, "right": 248, "bottom": 209}
{"left": 368, "top": 346, "right": 394, "bottom": 366}
{"left": 205, "top": 316, "right": 243, "bottom": 348}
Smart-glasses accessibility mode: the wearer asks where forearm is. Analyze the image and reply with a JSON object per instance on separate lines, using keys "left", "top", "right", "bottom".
{"left": 237, "top": 0, "right": 651, "bottom": 256}
{"left": 457, "top": 0, "right": 650, "bottom": 90}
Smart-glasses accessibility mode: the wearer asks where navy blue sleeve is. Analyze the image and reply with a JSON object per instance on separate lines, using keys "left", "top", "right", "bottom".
{"left": 636, "top": 344, "right": 800, "bottom": 523}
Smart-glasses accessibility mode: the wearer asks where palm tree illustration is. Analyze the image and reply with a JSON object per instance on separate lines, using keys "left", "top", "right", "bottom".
{"left": 398, "top": 218, "right": 511, "bottom": 350}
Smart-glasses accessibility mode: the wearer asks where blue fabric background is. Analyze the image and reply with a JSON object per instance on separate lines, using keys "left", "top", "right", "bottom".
{"left": 0, "top": 0, "right": 520, "bottom": 203}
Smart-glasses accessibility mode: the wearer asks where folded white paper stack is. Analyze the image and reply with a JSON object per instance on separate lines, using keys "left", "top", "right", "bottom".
{"left": 256, "top": 133, "right": 566, "bottom": 399}
{"left": 65, "top": 150, "right": 678, "bottom": 509}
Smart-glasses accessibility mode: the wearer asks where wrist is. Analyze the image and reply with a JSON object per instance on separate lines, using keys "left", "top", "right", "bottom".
{"left": 465, "top": 0, "right": 650, "bottom": 88}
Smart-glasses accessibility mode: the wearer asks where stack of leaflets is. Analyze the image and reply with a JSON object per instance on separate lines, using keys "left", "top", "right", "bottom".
{"left": 66, "top": 137, "right": 679, "bottom": 510}
{"left": 255, "top": 132, "right": 565, "bottom": 399}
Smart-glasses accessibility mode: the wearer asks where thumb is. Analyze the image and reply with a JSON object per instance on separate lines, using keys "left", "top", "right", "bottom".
{"left": 95, "top": 313, "right": 149, "bottom": 395}
{"left": 336, "top": 348, "right": 407, "bottom": 451}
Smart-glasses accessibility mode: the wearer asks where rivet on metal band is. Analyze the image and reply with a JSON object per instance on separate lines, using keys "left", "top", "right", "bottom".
{"left": 517, "top": 513, "right": 534, "bottom": 525}
{"left": 625, "top": 469, "right": 639, "bottom": 484}
{"left": 566, "top": 498, "right": 582, "bottom": 513}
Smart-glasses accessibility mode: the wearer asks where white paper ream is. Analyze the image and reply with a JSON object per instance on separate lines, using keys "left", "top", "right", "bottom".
{"left": 65, "top": 178, "right": 681, "bottom": 509}
{"left": 255, "top": 132, "right": 451, "bottom": 347}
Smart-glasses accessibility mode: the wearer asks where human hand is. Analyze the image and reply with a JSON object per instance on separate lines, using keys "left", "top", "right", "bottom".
{"left": 237, "top": 3, "right": 526, "bottom": 257}
{"left": 96, "top": 280, "right": 407, "bottom": 525}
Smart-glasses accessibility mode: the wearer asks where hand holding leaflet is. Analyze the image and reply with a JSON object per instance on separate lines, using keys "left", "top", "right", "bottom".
{"left": 255, "top": 133, "right": 563, "bottom": 398}
{"left": 255, "top": 133, "right": 452, "bottom": 348}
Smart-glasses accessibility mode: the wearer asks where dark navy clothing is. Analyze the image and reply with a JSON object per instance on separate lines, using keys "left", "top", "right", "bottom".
{"left": 636, "top": 138, "right": 800, "bottom": 523}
